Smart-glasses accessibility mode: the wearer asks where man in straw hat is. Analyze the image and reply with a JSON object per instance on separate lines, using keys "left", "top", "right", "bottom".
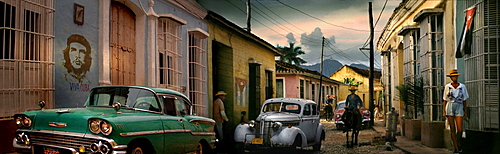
{"left": 344, "top": 86, "right": 364, "bottom": 130}
{"left": 213, "top": 91, "right": 229, "bottom": 141}
{"left": 443, "top": 69, "right": 469, "bottom": 154}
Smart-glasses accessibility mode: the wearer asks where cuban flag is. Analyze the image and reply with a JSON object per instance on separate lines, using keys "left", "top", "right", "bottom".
{"left": 456, "top": 6, "right": 476, "bottom": 58}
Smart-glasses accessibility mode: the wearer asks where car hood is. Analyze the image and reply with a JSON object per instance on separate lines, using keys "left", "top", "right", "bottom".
{"left": 26, "top": 107, "right": 150, "bottom": 134}
{"left": 256, "top": 112, "right": 300, "bottom": 122}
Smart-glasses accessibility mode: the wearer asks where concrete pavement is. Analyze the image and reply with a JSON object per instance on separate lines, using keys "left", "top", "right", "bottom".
{"left": 372, "top": 120, "right": 452, "bottom": 154}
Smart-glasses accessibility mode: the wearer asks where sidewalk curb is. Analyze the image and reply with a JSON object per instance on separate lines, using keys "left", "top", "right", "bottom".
{"left": 372, "top": 121, "right": 452, "bottom": 154}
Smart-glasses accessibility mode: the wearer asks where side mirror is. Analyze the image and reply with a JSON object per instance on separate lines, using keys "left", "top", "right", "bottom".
{"left": 112, "top": 102, "right": 121, "bottom": 112}
{"left": 38, "top": 101, "right": 46, "bottom": 109}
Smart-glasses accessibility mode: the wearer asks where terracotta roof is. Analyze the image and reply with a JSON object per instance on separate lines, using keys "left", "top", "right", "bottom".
{"left": 345, "top": 65, "right": 382, "bottom": 79}
{"left": 276, "top": 61, "right": 343, "bottom": 85}
{"left": 167, "top": 0, "right": 207, "bottom": 19}
{"left": 206, "top": 11, "right": 283, "bottom": 56}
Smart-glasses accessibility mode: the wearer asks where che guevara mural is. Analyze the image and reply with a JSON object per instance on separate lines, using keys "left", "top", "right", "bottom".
{"left": 54, "top": 1, "right": 99, "bottom": 108}
{"left": 62, "top": 34, "right": 92, "bottom": 85}
{"left": 55, "top": 33, "right": 97, "bottom": 108}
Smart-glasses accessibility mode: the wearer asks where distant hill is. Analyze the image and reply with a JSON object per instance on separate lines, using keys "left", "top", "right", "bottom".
{"left": 350, "top": 63, "right": 382, "bottom": 71}
{"left": 300, "top": 59, "right": 343, "bottom": 76}
{"left": 300, "top": 60, "right": 381, "bottom": 76}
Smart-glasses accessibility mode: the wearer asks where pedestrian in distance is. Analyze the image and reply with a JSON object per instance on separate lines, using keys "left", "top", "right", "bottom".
{"left": 213, "top": 91, "right": 229, "bottom": 141}
{"left": 324, "top": 95, "right": 334, "bottom": 121}
{"left": 442, "top": 69, "right": 468, "bottom": 154}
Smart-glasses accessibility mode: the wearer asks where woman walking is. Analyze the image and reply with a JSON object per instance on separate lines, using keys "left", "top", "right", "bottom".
{"left": 442, "top": 69, "right": 469, "bottom": 154}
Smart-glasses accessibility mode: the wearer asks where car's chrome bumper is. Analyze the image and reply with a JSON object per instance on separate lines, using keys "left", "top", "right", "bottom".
{"left": 335, "top": 118, "right": 371, "bottom": 124}
{"left": 13, "top": 129, "right": 127, "bottom": 154}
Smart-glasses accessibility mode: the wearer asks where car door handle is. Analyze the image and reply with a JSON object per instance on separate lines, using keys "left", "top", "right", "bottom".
{"left": 177, "top": 119, "right": 183, "bottom": 123}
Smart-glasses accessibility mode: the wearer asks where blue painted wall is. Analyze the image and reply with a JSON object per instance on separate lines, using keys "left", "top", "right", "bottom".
{"left": 54, "top": 0, "right": 99, "bottom": 108}
{"left": 53, "top": 0, "right": 208, "bottom": 108}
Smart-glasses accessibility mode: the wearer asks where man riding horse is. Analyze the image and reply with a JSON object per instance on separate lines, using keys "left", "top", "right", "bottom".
{"left": 343, "top": 86, "right": 364, "bottom": 148}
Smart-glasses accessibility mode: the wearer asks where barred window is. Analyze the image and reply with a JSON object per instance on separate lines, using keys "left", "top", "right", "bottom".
{"left": 158, "top": 18, "right": 182, "bottom": 92}
{"left": 0, "top": 0, "right": 54, "bottom": 117}
{"left": 419, "top": 12, "right": 444, "bottom": 122}
{"left": 305, "top": 80, "right": 310, "bottom": 99}
{"left": 188, "top": 31, "right": 207, "bottom": 116}
{"left": 401, "top": 27, "right": 422, "bottom": 119}
{"left": 463, "top": 0, "right": 499, "bottom": 132}
{"left": 299, "top": 79, "right": 304, "bottom": 98}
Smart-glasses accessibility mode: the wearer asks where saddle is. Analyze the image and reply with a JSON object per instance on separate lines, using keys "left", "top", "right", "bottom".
{"left": 342, "top": 109, "right": 362, "bottom": 130}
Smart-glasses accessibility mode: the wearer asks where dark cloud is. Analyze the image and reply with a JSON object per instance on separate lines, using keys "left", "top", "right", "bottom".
{"left": 198, "top": 0, "right": 392, "bottom": 68}
{"left": 299, "top": 27, "right": 325, "bottom": 64}
{"left": 328, "top": 35, "right": 336, "bottom": 44}
{"left": 286, "top": 32, "right": 296, "bottom": 44}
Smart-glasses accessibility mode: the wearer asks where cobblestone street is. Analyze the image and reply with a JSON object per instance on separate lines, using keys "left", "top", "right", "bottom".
{"left": 246, "top": 120, "right": 405, "bottom": 154}
{"left": 319, "top": 120, "right": 403, "bottom": 154}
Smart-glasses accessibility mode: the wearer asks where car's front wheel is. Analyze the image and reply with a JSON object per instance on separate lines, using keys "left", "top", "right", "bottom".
{"left": 130, "top": 146, "right": 144, "bottom": 154}
{"left": 313, "top": 140, "right": 322, "bottom": 151}
{"left": 286, "top": 135, "right": 301, "bottom": 152}
{"left": 196, "top": 143, "right": 203, "bottom": 154}
{"left": 128, "top": 141, "right": 153, "bottom": 154}
{"left": 336, "top": 123, "right": 344, "bottom": 130}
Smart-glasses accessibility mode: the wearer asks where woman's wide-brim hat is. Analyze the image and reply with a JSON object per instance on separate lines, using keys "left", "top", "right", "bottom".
{"left": 446, "top": 69, "right": 460, "bottom": 77}
{"left": 215, "top": 91, "right": 227, "bottom": 96}
{"left": 349, "top": 86, "right": 358, "bottom": 91}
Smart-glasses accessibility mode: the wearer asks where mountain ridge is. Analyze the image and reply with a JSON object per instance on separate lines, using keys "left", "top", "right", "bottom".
{"left": 300, "top": 59, "right": 381, "bottom": 77}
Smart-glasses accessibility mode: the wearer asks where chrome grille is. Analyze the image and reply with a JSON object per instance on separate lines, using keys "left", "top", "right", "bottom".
{"left": 29, "top": 132, "right": 98, "bottom": 149}
{"left": 19, "top": 130, "right": 114, "bottom": 152}
{"left": 255, "top": 121, "right": 272, "bottom": 145}
{"left": 255, "top": 121, "right": 261, "bottom": 138}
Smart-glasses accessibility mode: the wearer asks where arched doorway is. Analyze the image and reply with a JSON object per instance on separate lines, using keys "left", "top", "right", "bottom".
{"left": 110, "top": 1, "right": 136, "bottom": 85}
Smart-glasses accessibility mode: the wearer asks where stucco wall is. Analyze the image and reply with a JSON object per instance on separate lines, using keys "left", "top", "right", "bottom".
{"left": 206, "top": 14, "right": 279, "bottom": 133}
{"left": 54, "top": 0, "right": 100, "bottom": 107}
{"left": 54, "top": 0, "right": 209, "bottom": 108}
{"left": 376, "top": 0, "right": 453, "bottom": 115}
{"left": 329, "top": 66, "right": 382, "bottom": 108}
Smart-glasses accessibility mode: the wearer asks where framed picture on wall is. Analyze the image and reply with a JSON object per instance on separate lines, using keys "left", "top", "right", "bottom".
{"left": 74, "top": 3, "right": 84, "bottom": 25}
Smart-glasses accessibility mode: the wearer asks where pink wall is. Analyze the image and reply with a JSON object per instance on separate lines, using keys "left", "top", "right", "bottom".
{"left": 277, "top": 74, "right": 339, "bottom": 99}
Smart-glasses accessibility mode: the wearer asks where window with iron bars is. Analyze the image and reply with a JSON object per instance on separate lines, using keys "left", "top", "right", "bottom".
{"left": 463, "top": 0, "right": 499, "bottom": 132}
{"left": 188, "top": 32, "right": 207, "bottom": 116}
{"left": 402, "top": 29, "right": 422, "bottom": 119}
{"left": 157, "top": 18, "right": 182, "bottom": 92}
{"left": 300, "top": 79, "right": 304, "bottom": 99}
{"left": 0, "top": 0, "right": 54, "bottom": 118}
{"left": 420, "top": 13, "right": 444, "bottom": 122}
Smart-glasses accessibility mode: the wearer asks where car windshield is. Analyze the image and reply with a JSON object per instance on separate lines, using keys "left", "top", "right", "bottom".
{"left": 85, "top": 87, "right": 160, "bottom": 111}
{"left": 262, "top": 102, "right": 301, "bottom": 114}
{"left": 336, "top": 102, "right": 346, "bottom": 110}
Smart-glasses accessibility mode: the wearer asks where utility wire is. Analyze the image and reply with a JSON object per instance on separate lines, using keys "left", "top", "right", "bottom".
{"left": 225, "top": 0, "right": 381, "bottom": 68}
{"left": 276, "top": 0, "right": 371, "bottom": 32}
{"left": 255, "top": 0, "right": 307, "bottom": 33}
{"left": 225, "top": 0, "right": 285, "bottom": 37}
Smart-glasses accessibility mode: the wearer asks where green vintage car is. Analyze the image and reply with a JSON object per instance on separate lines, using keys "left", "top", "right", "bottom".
{"left": 13, "top": 85, "right": 216, "bottom": 154}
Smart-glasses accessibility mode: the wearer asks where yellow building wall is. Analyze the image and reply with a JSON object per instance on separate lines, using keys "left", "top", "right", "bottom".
{"left": 207, "top": 16, "right": 278, "bottom": 134}
{"left": 377, "top": 0, "right": 456, "bottom": 116}
{"left": 329, "top": 66, "right": 382, "bottom": 108}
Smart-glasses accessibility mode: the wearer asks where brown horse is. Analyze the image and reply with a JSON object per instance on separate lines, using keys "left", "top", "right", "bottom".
{"left": 342, "top": 109, "right": 361, "bottom": 148}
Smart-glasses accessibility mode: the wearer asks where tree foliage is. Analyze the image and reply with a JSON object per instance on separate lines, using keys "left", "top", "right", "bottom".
{"left": 396, "top": 77, "right": 424, "bottom": 119}
{"left": 277, "top": 42, "right": 307, "bottom": 65}
{"left": 343, "top": 78, "right": 363, "bottom": 86}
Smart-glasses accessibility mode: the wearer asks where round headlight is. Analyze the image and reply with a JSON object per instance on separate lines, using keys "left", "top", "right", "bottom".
{"left": 272, "top": 122, "right": 282, "bottom": 130}
{"left": 23, "top": 118, "right": 32, "bottom": 127}
{"left": 15, "top": 116, "right": 24, "bottom": 127}
{"left": 89, "top": 120, "right": 101, "bottom": 134}
{"left": 100, "top": 121, "right": 113, "bottom": 135}
{"left": 248, "top": 120, "right": 255, "bottom": 128}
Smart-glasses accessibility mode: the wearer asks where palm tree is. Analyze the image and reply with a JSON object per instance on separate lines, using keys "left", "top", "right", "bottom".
{"left": 277, "top": 42, "right": 307, "bottom": 65}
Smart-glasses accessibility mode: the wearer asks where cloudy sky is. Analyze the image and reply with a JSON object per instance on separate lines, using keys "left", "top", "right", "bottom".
{"left": 198, "top": 0, "right": 401, "bottom": 68}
